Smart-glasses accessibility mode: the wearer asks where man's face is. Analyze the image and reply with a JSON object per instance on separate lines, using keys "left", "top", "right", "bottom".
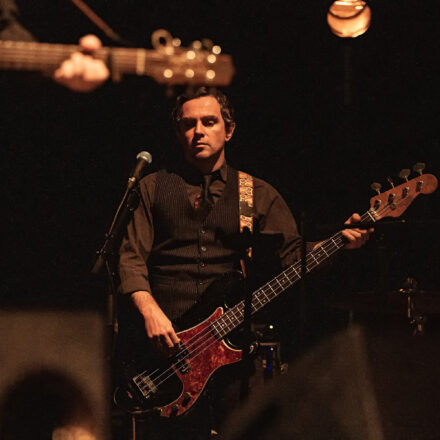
{"left": 177, "top": 96, "right": 234, "bottom": 168}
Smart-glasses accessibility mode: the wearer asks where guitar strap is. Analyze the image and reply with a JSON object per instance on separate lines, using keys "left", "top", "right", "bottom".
{"left": 238, "top": 170, "right": 254, "bottom": 276}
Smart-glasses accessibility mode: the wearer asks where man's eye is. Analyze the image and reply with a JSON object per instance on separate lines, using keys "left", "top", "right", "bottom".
{"left": 204, "top": 119, "right": 216, "bottom": 126}
{"left": 182, "top": 120, "right": 195, "bottom": 129}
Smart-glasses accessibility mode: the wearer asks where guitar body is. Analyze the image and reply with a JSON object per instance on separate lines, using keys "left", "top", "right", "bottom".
{"left": 116, "top": 273, "right": 244, "bottom": 418}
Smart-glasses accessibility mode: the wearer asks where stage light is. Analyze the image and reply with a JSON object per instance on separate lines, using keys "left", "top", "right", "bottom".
{"left": 327, "top": 0, "right": 372, "bottom": 38}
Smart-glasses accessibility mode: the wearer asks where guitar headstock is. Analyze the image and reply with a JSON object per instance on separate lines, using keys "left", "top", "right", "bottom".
{"left": 145, "top": 29, "right": 235, "bottom": 86}
{"left": 369, "top": 164, "right": 438, "bottom": 221}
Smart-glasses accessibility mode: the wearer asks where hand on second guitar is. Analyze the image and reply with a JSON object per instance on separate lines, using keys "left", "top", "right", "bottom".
{"left": 342, "top": 213, "right": 373, "bottom": 250}
{"left": 131, "top": 290, "right": 181, "bottom": 357}
{"left": 53, "top": 34, "right": 109, "bottom": 92}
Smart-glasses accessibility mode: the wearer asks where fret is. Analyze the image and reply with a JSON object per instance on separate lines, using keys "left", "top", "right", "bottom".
{"left": 223, "top": 312, "right": 234, "bottom": 328}
{"left": 331, "top": 237, "right": 339, "bottom": 248}
{"left": 229, "top": 307, "right": 241, "bottom": 323}
{"left": 283, "top": 272, "right": 292, "bottom": 285}
{"left": 291, "top": 265, "right": 300, "bottom": 280}
{"left": 267, "top": 283, "right": 277, "bottom": 298}
{"left": 274, "top": 277, "right": 284, "bottom": 289}
{"left": 310, "top": 253, "right": 319, "bottom": 266}
{"left": 136, "top": 49, "right": 147, "bottom": 75}
{"left": 257, "top": 290, "right": 270, "bottom": 306}
{"left": 210, "top": 322, "right": 221, "bottom": 339}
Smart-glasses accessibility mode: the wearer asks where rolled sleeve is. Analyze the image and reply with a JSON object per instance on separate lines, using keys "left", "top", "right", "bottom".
{"left": 118, "top": 173, "right": 156, "bottom": 295}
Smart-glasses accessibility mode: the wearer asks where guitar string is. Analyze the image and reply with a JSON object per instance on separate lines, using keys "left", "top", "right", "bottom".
{"left": 137, "top": 225, "right": 349, "bottom": 396}
{"left": 135, "top": 207, "right": 379, "bottom": 395}
{"left": 136, "top": 206, "right": 380, "bottom": 392}
{"left": 139, "top": 232, "right": 348, "bottom": 396}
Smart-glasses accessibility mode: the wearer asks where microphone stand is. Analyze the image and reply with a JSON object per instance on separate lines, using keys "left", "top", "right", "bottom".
{"left": 238, "top": 227, "right": 256, "bottom": 401}
{"left": 91, "top": 179, "right": 140, "bottom": 362}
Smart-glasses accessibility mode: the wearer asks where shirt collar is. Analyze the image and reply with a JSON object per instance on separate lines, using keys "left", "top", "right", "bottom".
{"left": 175, "top": 161, "right": 227, "bottom": 185}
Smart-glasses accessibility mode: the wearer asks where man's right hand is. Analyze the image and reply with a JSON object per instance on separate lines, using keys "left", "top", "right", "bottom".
{"left": 53, "top": 34, "right": 109, "bottom": 92}
{"left": 131, "top": 291, "right": 181, "bottom": 357}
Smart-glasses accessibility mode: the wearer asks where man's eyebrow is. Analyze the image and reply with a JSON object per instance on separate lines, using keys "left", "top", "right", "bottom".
{"left": 180, "top": 115, "right": 219, "bottom": 122}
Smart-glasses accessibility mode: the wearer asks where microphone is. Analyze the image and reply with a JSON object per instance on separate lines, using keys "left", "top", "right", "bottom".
{"left": 127, "top": 150, "right": 152, "bottom": 190}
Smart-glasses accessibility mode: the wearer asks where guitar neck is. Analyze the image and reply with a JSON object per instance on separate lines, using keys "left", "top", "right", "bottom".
{"left": 0, "top": 40, "right": 234, "bottom": 86}
{"left": 212, "top": 209, "right": 376, "bottom": 338}
{"left": 0, "top": 40, "right": 156, "bottom": 73}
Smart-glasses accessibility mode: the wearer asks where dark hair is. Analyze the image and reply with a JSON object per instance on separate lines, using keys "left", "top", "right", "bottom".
{"left": 172, "top": 87, "right": 235, "bottom": 130}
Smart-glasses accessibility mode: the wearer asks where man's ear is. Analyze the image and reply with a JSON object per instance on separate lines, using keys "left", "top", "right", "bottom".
{"left": 225, "top": 123, "right": 236, "bottom": 142}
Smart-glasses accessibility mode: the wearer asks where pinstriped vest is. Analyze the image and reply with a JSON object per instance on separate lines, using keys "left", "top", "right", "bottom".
{"left": 149, "top": 166, "right": 240, "bottom": 320}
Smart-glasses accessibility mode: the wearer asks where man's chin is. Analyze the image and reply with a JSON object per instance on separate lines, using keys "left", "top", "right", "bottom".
{"left": 191, "top": 150, "right": 211, "bottom": 159}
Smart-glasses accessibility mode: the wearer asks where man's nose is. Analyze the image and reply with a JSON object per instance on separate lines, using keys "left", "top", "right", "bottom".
{"left": 195, "top": 120, "right": 205, "bottom": 135}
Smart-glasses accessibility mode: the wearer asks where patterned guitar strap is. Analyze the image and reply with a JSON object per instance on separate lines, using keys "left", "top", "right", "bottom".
{"left": 238, "top": 171, "right": 254, "bottom": 277}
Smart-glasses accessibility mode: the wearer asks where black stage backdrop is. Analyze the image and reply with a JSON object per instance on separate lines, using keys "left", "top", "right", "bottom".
{"left": 1, "top": 0, "right": 440, "bottom": 334}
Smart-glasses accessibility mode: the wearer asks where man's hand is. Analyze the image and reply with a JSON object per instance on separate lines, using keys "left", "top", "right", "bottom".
{"left": 131, "top": 291, "right": 181, "bottom": 357}
{"left": 342, "top": 213, "right": 373, "bottom": 250}
{"left": 53, "top": 34, "right": 109, "bottom": 92}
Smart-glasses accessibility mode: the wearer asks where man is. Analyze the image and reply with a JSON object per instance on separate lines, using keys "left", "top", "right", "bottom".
{"left": 117, "top": 87, "right": 370, "bottom": 438}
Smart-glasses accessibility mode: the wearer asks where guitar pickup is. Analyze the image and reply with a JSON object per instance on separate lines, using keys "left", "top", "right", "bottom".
{"left": 175, "top": 343, "right": 190, "bottom": 374}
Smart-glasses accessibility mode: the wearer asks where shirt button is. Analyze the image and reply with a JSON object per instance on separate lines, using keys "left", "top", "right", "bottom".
{"left": 198, "top": 280, "right": 204, "bottom": 285}
{"left": 200, "top": 246, "right": 207, "bottom": 252}
{"left": 199, "top": 261, "right": 206, "bottom": 267}
{"left": 200, "top": 227, "right": 207, "bottom": 234}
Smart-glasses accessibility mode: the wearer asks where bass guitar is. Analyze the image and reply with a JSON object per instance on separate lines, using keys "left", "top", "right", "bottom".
{"left": 116, "top": 166, "right": 437, "bottom": 418}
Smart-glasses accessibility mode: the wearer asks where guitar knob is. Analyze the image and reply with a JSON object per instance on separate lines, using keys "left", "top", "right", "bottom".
{"left": 387, "top": 176, "right": 395, "bottom": 188}
{"left": 370, "top": 182, "right": 381, "bottom": 194}
{"left": 413, "top": 162, "right": 426, "bottom": 175}
{"left": 398, "top": 169, "right": 411, "bottom": 182}
{"left": 182, "top": 392, "right": 191, "bottom": 407}
{"left": 171, "top": 404, "right": 179, "bottom": 417}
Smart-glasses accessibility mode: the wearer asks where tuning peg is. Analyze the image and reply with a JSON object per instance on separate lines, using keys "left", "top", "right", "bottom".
{"left": 398, "top": 169, "right": 411, "bottom": 182}
{"left": 191, "top": 40, "right": 202, "bottom": 50}
{"left": 413, "top": 162, "right": 426, "bottom": 176}
{"left": 387, "top": 176, "right": 395, "bottom": 188}
{"left": 212, "top": 45, "right": 222, "bottom": 55}
{"left": 201, "top": 38, "right": 214, "bottom": 51}
{"left": 370, "top": 182, "right": 381, "bottom": 194}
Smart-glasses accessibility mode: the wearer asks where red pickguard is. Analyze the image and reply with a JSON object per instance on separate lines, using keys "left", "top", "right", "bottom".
{"left": 159, "top": 307, "right": 242, "bottom": 417}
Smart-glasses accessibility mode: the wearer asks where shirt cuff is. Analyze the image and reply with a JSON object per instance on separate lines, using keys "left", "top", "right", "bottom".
{"left": 118, "top": 274, "right": 151, "bottom": 295}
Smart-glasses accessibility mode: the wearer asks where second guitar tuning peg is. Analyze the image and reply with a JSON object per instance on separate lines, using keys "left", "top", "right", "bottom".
{"left": 398, "top": 169, "right": 411, "bottom": 182}
{"left": 371, "top": 182, "right": 381, "bottom": 194}
{"left": 413, "top": 163, "right": 426, "bottom": 175}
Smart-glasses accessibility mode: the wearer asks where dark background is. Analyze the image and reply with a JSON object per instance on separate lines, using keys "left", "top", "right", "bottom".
{"left": 1, "top": 0, "right": 439, "bottom": 326}
{"left": 2, "top": 1, "right": 440, "bottom": 437}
